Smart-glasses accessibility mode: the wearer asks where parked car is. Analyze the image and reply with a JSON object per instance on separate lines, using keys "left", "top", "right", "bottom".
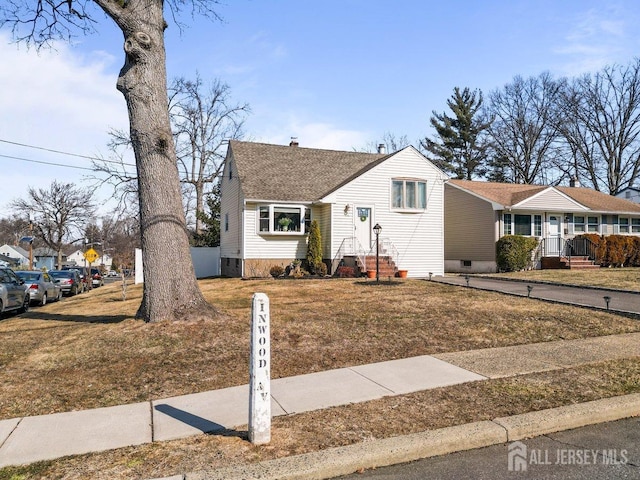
{"left": 15, "top": 270, "right": 62, "bottom": 306}
{"left": 0, "top": 266, "right": 29, "bottom": 315}
{"left": 90, "top": 268, "right": 104, "bottom": 287}
{"left": 61, "top": 266, "right": 90, "bottom": 291}
{"left": 49, "top": 270, "right": 84, "bottom": 296}
{"left": 108, "top": 270, "right": 118, "bottom": 277}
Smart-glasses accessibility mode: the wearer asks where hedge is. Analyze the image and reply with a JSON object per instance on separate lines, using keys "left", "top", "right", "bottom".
{"left": 496, "top": 235, "right": 539, "bottom": 272}
{"left": 574, "top": 234, "right": 640, "bottom": 267}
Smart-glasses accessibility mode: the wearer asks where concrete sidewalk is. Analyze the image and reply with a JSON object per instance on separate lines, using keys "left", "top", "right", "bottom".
{"left": 434, "top": 275, "right": 640, "bottom": 316}
{"left": 1, "top": 332, "right": 640, "bottom": 469}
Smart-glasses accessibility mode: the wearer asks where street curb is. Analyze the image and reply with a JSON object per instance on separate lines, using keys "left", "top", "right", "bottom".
{"left": 170, "top": 393, "right": 640, "bottom": 480}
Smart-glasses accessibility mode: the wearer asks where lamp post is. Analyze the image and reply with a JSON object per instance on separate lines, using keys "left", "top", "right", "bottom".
{"left": 373, "top": 223, "right": 382, "bottom": 283}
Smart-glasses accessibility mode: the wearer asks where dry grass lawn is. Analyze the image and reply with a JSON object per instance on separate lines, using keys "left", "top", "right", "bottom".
{"left": 0, "top": 278, "right": 638, "bottom": 419}
{"left": 494, "top": 267, "right": 640, "bottom": 291}
{"left": 0, "top": 274, "right": 639, "bottom": 479}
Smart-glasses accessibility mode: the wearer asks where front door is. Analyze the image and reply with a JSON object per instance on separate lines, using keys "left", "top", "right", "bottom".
{"left": 354, "top": 206, "right": 373, "bottom": 251}
{"left": 547, "top": 215, "right": 561, "bottom": 256}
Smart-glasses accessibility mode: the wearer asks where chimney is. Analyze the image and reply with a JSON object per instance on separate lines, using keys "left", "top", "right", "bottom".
{"left": 570, "top": 176, "right": 580, "bottom": 188}
{"left": 289, "top": 137, "right": 299, "bottom": 147}
{"left": 377, "top": 143, "right": 386, "bottom": 154}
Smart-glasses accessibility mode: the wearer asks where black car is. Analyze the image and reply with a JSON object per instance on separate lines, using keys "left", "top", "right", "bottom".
{"left": 49, "top": 270, "right": 84, "bottom": 296}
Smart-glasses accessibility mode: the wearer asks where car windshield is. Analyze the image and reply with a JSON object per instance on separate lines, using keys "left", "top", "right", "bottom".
{"left": 16, "top": 272, "right": 40, "bottom": 281}
{"left": 50, "top": 271, "right": 72, "bottom": 279}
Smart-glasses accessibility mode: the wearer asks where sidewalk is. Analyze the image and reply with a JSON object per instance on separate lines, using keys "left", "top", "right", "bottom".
{"left": 433, "top": 275, "right": 640, "bottom": 316}
{"left": 1, "top": 332, "right": 640, "bottom": 470}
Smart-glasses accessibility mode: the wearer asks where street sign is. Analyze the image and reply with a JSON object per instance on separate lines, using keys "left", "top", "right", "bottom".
{"left": 84, "top": 248, "right": 100, "bottom": 264}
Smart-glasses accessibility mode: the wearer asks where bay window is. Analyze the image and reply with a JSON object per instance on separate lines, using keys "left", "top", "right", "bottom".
{"left": 258, "top": 205, "right": 310, "bottom": 234}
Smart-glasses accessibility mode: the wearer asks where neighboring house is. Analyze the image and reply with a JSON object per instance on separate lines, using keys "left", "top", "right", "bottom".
{"left": 445, "top": 179, "right": 640, "bottom": 273}
{"left": 0, "top": 244, "right": 29, "bottom": 267}
{"left": 220, "top": 140, "right": 447, "bottom": 278}
{"left": 0, "top": 254, "right": 19, "bottom": 267}
{"left": 616, "top": 186, "right": 640, "bottom": 204}
{"left": 66, "top": 249, "right": 113, "bottom": 270}
{"left": 33, "top": 247, "right": 65, "bottom": 271}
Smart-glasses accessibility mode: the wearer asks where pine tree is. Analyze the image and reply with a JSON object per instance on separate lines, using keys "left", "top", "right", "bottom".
{"left": 421, "top": 87, "right": 492, "bottom": 180}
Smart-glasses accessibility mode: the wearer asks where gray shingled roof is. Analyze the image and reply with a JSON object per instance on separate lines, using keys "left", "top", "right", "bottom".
{"left": 229, "top": 141, "right": 390, "bottom": 202}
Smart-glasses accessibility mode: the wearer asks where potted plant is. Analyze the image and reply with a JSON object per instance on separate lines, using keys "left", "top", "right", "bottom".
{"left": 278, "top": 217, "right": 292, "bottom": 231}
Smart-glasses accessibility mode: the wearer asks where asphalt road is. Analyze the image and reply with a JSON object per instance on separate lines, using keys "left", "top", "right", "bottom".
{"left": 338, "top": 418, "right": 640, "bottom": 479}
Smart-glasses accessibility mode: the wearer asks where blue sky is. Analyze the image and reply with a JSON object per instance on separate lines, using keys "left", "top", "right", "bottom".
{"left": 1, "top": 0, "right": 639, "bottom": 218}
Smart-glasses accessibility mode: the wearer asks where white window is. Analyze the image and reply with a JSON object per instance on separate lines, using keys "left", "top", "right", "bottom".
{"left": 619, "top": 217, "right": 630, "bottom": 233}
{"left": 257, "top": 205, "right": 309, "bottom": 235}
{"left": 392, "top": 179, "right": 427, "bottom": 210}
{"left": 573, "top": 216, "right": 586, "bottom": 233}
{"left": 633, "top": 218, "right": 640, "bottom": 233}
{"left": 503, "top": 213, "right": 512, "bottom": 235}
{"left": 587, "top": 216, "right": 599, "bottom": 233}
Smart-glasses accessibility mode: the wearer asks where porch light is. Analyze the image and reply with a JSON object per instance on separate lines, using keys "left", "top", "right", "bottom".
{"left": 373, "top": 224, "right": 382, "bottom": 283}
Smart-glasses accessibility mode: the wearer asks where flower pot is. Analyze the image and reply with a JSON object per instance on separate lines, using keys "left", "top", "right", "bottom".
{"left": 397, "top": 270, "right": 408, "bottom": 278}
{"left": 366, "top": 270, "right": 376, "bottom": 279}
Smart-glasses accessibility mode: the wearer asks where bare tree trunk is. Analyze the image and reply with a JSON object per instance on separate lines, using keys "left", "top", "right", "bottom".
{"left": 101, "top": 1, "right": 218, "bottom": 322}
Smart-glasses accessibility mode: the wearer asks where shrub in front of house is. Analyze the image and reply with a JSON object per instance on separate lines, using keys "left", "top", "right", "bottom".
{"left": 496, "top": 235, "right": 539, "bottom": 272}
{"left": 574, "top": 234, "right": 640, "bottom": 267}
{"left": 306, "top": 219, "right": 323, "bottom": 275}
{"left": 269, "top": 265, "right": 285, "bottom": 278}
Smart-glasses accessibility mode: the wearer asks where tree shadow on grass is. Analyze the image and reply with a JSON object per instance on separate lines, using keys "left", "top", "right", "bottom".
{"left": 20, "top": 311, "right": 131, "bottom": 324}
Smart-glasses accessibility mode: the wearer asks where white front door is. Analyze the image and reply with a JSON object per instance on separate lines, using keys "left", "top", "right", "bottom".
{"left": 547, "top": 215, "right": 561, "bottom": 255}
{"left": 354, "top": 206, "right": 373, "bottom": 251}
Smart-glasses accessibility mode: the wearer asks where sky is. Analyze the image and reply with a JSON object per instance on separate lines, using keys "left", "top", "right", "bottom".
{"left": 1, "top": 0, "right": 639, "bottom": 219}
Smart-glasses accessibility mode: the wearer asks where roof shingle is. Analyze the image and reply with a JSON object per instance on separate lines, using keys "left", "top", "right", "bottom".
{"left": 448, "top": 179, "right": 640, "bottom": 214}
{"left": 228, "top": 141, "right": 389, "bottom": 202}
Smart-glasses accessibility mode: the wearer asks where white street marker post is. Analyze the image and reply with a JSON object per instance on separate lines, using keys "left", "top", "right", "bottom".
{"left": 249, "top": 293, "right": 271, "bottom": 444}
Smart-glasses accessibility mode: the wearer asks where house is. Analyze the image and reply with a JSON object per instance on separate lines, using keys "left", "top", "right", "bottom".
{"left": 445, "top": 179, "right": 640, "bottom": 273}
{"left": 66, "top": 249, "right": 113, "bottom": 270}
{"left": 33, "top": 247, "right": 65, "bottom": 271}
{"left": 616, "top": 186, "right": 640, "bottom": 204}
{"left": 0, "top": 254, "right": 19, "bottom": 267}
{"left": 220, "top": 140, "right": 447, "bottom": 278}
{"left": 0, "top": 244, "right": 29, "bottom": 267}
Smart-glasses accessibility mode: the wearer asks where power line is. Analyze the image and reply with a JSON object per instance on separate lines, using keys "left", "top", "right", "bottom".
{"left": 0, "top": 138, "right": 137, "bottom": 168}
{"left": 0, "top": 153, "right": 96, "bottom": 171}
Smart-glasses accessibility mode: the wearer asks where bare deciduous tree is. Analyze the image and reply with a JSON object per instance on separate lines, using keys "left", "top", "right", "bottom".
{"left": 557, "top": 60, "right": 640, "bottom": 193}
{"left": 11, "top": 181, "right": 95, "bottom": 269}
{"left": 1, "top": 1, "right": 224, "bottom": 322}
{"left": 170, "top": 75, "right": 249, "bottom": 235}
{"left": 487, "top": 72, "right": 563, "bottom": 184}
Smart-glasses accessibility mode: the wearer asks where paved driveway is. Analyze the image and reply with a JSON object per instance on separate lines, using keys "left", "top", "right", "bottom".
{"left": 434, "top": 276, "right": 640, "bottom": 317}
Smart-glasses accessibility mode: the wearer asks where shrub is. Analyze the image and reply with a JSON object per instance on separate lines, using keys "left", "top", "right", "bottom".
{"left": 314, "top": 262, "right": 328, "bottom": 276}
{"left": 335, "top": 266, "right": 356, "bottom": 278}
{"left": 306, "top": 220, "right": 323, "bottom": 274}
{"left": 496, "top": 235, "right": 539, "bottom": 272}
{"left": 269, "top": 265, "right": 285, "bottom": 278}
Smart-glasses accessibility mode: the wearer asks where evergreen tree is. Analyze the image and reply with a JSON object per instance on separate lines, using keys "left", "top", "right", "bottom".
{"left": 421, "top": 87, "right": 492, "bottom": 180}
{"left": 191, "top": 184, "right": 221, "bottom": 247}
{"left": 306, "top": 220, "right": 324, "bottom": 275}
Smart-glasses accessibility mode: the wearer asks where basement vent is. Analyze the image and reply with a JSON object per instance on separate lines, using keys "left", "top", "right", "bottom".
{"left": 461, "top": 260, "right": 472, "bottom": 268}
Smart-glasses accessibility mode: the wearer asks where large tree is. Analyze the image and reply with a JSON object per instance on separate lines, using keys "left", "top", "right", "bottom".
{"left": 11, "top": 181, "right": 95, "bottom": 269}
{"left": 556, "top": 60, "right": 640, "bottom": 194}
{"left": 421, "top": 87, "right": 492, "bottom": 180}
{"left": 1, "top": 1, "right": 222, "bottom": 322}
{"left": 487, "top": 72, "right": 563, "bottom": 184}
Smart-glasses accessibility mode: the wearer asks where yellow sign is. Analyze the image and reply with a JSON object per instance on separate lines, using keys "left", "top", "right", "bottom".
{"left": 84, "top": 248, "right": 100, "bottom": 264}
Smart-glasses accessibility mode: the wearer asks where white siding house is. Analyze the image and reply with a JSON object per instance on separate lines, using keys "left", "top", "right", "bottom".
{"left": 220, "top": 141, "right": 447, "bottom": 278}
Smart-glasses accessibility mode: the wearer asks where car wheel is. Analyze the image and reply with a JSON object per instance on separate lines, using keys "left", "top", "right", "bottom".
{"left": 40, "top": 293, "right": 47, "bottom": 307}
{"left": 18, "top": 294, "right": 29, "bottom": 314}
{"left": 72, "top": 285, "right": 78, "bottom": 296}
